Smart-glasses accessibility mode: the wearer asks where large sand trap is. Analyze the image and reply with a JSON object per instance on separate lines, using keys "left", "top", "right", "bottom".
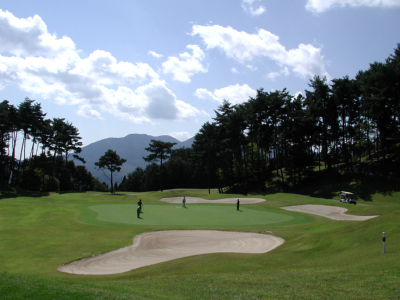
{"left": 281, "top": 204, "right": 379, "bottom": 221}
{"left": 58, "top": 231, "right": 284, "bottom": 275}
{"left": 160, "top": 197, "right": 265, "bottom": 204}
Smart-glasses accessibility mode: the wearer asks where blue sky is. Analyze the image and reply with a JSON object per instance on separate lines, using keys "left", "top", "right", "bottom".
{"left": 1, "top": 0, "right": 399, "bottom": 147}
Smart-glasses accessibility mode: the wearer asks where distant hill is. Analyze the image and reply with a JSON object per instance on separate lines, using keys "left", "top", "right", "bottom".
{"left": 74, "top": 134, "right": 194, "bottom": 186}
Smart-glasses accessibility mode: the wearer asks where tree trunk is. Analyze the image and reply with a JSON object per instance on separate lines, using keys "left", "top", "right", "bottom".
{"left": 160, "top": 159, "right": 163, "bottom": 191}
{"left": 110, "top": 170, "right": 114, "bottom": 194}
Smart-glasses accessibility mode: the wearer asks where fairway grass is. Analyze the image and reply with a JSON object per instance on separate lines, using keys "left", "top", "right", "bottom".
{"left": 0, "top": 189, "right": 399, "bottom": 299}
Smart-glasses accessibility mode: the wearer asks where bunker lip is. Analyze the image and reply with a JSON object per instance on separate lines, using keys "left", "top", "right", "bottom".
{"left": 281, "top": 204, "right": 379, "bottom": 221}
{"left": 160, "top": 197, "right": 265, "bottom": 204}
{"left": 58, "top": 230, "right": 284, "bottom": 275}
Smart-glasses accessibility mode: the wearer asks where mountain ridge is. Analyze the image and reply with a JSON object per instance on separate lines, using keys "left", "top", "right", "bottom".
{"left": 75, "top": 133, "right": 194, "bottom": 186}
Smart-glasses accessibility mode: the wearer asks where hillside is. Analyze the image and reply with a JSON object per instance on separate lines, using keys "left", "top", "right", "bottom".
{"left": 74, "top": 134, "right": 194, "bottom": 186}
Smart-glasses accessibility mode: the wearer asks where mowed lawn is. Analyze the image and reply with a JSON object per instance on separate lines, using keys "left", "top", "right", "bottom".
{"left": 0, "top": 189, "right": 399, "bottom": 299}
{"left": 84, "top": 203, "right": 313, "bottom": 226}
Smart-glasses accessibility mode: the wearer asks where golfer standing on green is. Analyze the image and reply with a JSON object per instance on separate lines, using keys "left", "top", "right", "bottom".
{"left": 237, "top": 199, "right": 240, "bottom": 211}
{"left": 137, "top": 204, "right": 141, "bottom": 218}
{"left": 182, "top": 196, "right": 186, "bottom": 208}
{"left": 138, "top": 199, "right": 143, "bottom": 214}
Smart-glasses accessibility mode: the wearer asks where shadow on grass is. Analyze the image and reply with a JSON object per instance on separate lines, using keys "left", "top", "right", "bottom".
{"left": 291, "top": 170, "right": 400, "bottom": 201}
{"left": 223, "top": 166, "right": 400, "bottom": 202}
{"left": 0, "top": 189, "right": 50, "bottom": 200}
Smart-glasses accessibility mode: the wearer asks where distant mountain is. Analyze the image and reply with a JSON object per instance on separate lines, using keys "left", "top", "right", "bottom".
{"left": 74, "top": 134, "right": 194, "bottom": 186}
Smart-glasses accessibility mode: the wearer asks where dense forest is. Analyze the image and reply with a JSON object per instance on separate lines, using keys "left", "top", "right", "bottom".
{"left": 0, "top": 99, "right": 107, "bottom": 192}
{"left": 2, "top": 44, "right": 399, "bottom": 193}
{"left": 119, "top": 44, "right": 400, "bottom": 193}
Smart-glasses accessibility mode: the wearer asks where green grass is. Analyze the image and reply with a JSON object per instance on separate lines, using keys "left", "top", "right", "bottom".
{"left": 83, "top": 203, "right": 313, "bottom": 227}
{"left": 0, "top": 188, "right": 399, "bottom": 299}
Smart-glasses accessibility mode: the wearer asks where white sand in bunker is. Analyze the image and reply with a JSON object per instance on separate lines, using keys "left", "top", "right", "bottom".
{"left": 58, "top": 231, "right": 284, "bottom": 275}
{"left": 160, "top": 197, "right": 265, "bottom": 204}
{"left": 281, "top": 204, "right": 379, "bottom": 221}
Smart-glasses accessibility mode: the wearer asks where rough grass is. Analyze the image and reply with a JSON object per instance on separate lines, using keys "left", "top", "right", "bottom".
{"left": 0, "top": 187, "right": 399, "bottom": 299}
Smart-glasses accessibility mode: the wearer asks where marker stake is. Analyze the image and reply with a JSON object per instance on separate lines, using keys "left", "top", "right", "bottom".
{"left": 383, "top": 232, "right": 386, "bottom": 253}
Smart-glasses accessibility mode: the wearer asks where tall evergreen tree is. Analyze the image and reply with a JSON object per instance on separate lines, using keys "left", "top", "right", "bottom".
{"left": 95, "top": 149, "right": 126, "bottom": 194}
{"left": 143, "top": 140, "right": 176, "bottom": 191}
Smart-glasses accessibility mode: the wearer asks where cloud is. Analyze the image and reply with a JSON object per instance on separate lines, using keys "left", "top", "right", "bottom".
{"left": 242, "top": 0, "right": 267, "bottom": 16}
{"left": 266, "top": 67, "right": 290, "bottom": 80}
{"left": 148, "top": 50, "right": 163, "bottom": 58}
{"left": 266, "top": 71, "right": 282, "bottom": 80}
{"left": 192, "top": 25, "right": 329, "bottom": 79}
{"left": 231, "top": 67, "right": 239, "bottom": 73}
{"left": 306, "top": 0, "right": 400, "bottom": 13}
{"left": 169, "top": 131, "right": 192, "bottom": 141}
{"left": 195, "top": 83, "right": 257, "bottom": 105}
{"left": 114, "top": 80, "right": 203, "bottom": 122}
{"left": 77, "top": 104, "right": 103, "bottom": 119}
{"left": 162, "top": 45, "right": 208, "bottom": 82}
{"left": 247, "top": 64, "right": 257, "bottom": 71}
{"left": 0, "top": 10, "right": 75, "bottom": 57}
{"left": 143, "top": 81, "right": 179, "bottom": 119}
{"left": 0, "top": 9, "right": 204, "bottom": 124}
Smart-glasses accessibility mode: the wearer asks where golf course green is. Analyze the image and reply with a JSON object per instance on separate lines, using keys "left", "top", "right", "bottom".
{"left": 85, "top": 203, "right": 314, "bottom": 226}
{"left": 0, "top": 188, "right": 399, "bottom": 299}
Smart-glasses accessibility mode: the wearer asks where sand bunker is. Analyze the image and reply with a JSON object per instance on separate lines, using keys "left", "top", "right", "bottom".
{"left": 281, "top": 204, "right": 379, "bottom": 221}
{"left": 160, "top": 197, "right": 265, "bottom": 204}
{"left": 58, "top": 230, "right": 284, "bottom": 275}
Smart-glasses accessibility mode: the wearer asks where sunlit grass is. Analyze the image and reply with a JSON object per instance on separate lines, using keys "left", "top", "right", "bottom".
{"left": 0, "top": 188, "right": 399, "bottom": 299}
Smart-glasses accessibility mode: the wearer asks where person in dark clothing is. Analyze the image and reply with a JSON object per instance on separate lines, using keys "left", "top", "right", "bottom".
{"left": 237, "top": 199, "right": 240, "bottom": 211}
{"left": 138, "top": 199, "right": 143, "bottom": 213}
{"left": 137, "top": 205, "right": 141, "bottom": 218}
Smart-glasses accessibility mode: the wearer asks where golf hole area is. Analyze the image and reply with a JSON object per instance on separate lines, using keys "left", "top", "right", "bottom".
{"left": 83, "top": 204, "right": 314, "bottom": 227}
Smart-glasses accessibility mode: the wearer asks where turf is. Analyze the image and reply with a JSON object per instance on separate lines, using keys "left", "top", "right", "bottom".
{"left": 85, "top": 203, "right": 314, "bottom": 226}
{"left": 0, "top": 188, "right": 399, "bottom": 299}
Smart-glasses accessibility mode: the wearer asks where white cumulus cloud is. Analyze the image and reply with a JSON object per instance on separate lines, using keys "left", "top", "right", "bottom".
{"left": 195, "top": 83, "right": 257, "bottom": 105}
{"left": 114, "top": 80, "right": 203, "bottom": 122}
{"left": 0, "top": 9, "right": 204, "bottom": 124}
{"left": 306, "top": 0, "right": 400, "bottom": 13}
{"left": 266, "top": 67, "right": 290, "bottom": 80}
{"left": 0, "top": 10, "right": 75, "bottom": 57}
{"left": 191, "top": 25, "right": 329, "bottom": 79}
{"left": 242, "top": 0, "right": 267, "bottom": 16}
{"left": 77, "top": 104, "right": 103, "bottom": 119}
{"left": 169, "top": 131, "right": 192, "bottom": 141}
{"left": 162, "top": 45, "right": 208, "bottom": 82}
{"left": 148, "top": 50, "right": 163, "bottom": 58}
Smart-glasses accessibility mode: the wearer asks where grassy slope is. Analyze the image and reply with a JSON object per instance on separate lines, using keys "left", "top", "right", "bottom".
{"left": 0, "top": 188, "right": 399, "bottom": 299}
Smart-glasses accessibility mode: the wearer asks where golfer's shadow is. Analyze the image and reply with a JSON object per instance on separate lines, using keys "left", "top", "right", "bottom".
{"left": 237, "top": 210, "right": 243, "bottom": 212}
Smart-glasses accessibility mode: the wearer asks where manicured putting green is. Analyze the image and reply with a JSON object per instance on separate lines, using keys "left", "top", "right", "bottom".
{"left": 86, "top": 204, "right": 314, "bottom": 227}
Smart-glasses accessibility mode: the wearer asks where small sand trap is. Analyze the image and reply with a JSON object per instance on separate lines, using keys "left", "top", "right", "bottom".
{"left": 160, "top": 197, "right": 265, "bottom": 204}
{"left": 58, "top": 231, "right": 284, "bottom": 275}
{"left": 281, "top": 204, "right": 379, "bottom": 221}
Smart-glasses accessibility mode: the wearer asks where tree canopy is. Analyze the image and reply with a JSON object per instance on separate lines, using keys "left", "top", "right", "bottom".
{"left": 95, "top": 149, "right": 126, "bottom": 194}
{"left": 143, "top": 139, "right": 176, "bottom": 191}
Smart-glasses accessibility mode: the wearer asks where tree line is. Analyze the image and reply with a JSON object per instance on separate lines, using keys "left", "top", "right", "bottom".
{"left": 0, "top": 98, "right": 107, "bottom": 192}
{"left": 2, "top": 44, "right": 399, "bottom": 193}
{"left": 119, "top": 44, "right": 400, "bottom": 193}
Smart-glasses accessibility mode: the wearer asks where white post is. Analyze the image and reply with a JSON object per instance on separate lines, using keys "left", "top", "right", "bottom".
{"left": 383, "top": 232, "right": 386, "bottom": 253}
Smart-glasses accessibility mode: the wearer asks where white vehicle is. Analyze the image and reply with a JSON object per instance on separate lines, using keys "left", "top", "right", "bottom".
{"left": 339, "top": 191, "right": 356, "bottom": 204}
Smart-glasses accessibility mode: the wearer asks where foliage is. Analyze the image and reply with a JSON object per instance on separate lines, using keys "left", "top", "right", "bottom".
{"left": 95, "top": 149, "right": 126, "bottom": 194}
{"left": 0, "top": 99, "right": 96, "bottom": 192}
{"left": 143, "top": 139, "right": 177, "bottom": 191}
